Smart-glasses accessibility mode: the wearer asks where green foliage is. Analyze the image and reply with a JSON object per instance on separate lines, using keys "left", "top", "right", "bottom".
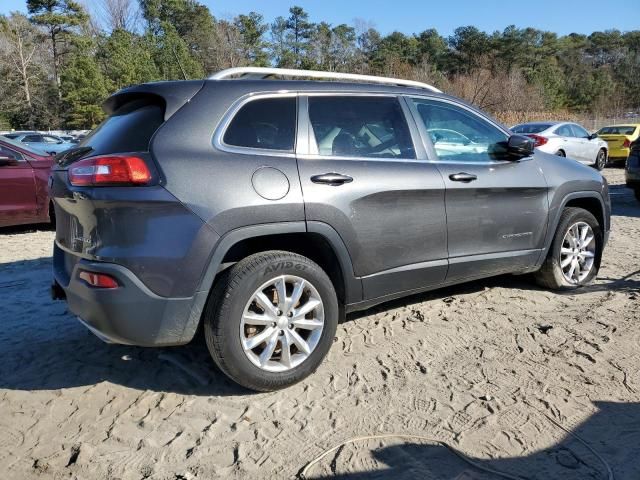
{"left": 0, "top": 1, "right": 638, "bottom": 130}
{"left": 60, "top": 37, "right": 109, "bottom": 128}
{"left": 98, "top": 29, "right": 159, "bottom": 90}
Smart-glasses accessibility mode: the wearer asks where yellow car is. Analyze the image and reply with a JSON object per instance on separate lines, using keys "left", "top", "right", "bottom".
{"left": 596, "top": 124, "right": 640, "bottom": 164}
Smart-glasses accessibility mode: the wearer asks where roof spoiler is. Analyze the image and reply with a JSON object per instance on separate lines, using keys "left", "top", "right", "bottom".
{"left": 103, "top": 80, "right": 205, "bottom": 120}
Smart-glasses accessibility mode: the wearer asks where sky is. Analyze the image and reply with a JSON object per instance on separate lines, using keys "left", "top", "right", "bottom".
{"left": 1, "top": 0, "right": 638, "bottom": 37}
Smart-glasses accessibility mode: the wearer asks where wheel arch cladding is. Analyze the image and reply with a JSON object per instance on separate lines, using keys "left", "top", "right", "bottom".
{"left": 179, "top": 222, "right": 362, "bottom": 343}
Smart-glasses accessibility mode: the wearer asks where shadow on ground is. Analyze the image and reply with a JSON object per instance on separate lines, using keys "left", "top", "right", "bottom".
{"left": 306, "top": 401, "right": 639, "bottom": 479}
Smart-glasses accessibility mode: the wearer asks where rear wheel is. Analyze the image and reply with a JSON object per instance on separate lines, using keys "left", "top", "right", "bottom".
{"left": 555, "top": 150, "right": 566, "bottom": 157}
{"left": 534, "top": 207, "right": 602, "bottom": 290}
{"left": 594, "top": 149, "right": 607, "bottom": 170}
{"left": 203, "top": 251, "right": 339, "bottom": 391}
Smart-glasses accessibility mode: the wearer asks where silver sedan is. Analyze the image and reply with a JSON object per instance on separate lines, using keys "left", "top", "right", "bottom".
{"left": 511, "top": 121, "right": 608, "bottom": 170}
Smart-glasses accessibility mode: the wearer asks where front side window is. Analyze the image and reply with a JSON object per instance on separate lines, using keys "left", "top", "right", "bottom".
{"left": 42, "top": 135, "right": 61, "bottom": 144}
{"left": 0, "top": 145, "right": 23, "bottom": 161}
{"left": 223, "top": 97, "right": 296, "bottom": 152}
{"left": 411, "top": 98, "right": 508, "bottom": 162}
{"left": 308, "top": 96, "right": 415, "bottom": 159}
{"left": 570, "top": 124, "right": 590, "bottom": 138}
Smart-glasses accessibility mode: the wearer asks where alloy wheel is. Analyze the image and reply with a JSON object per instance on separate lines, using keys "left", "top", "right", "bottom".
{"left": 240, "top": 275, "right": 324, "bottom": 372}
{"left": 560, "top": 222, "right": 596, "bottom": 284}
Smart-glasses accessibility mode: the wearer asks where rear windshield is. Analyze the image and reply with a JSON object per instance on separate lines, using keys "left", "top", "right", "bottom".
{"left": 511, "top": 124, "right": 552, "bottom": 134}
{"left": 78, "top": 99, "right": 165, "bottom": 156}
{"left": 597, "top": 126, "right": 637, "bottom": 135}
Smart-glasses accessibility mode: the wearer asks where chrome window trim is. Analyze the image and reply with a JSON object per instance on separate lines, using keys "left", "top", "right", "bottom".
{"left": 405, "top": 95, "right": 526, "bottom": 165}
{"left": 300, "top": 92, "right": 422, "bottom": 162}
{"left": 213, "top": 92, "right": 298, "bottom": 158}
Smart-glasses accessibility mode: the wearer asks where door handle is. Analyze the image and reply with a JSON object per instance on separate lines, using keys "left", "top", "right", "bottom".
{"left": 311, "top": 173, "right": 353, "bottom": 186}
{"left": 449, "top": 172, "right": 477, "bottom": 183}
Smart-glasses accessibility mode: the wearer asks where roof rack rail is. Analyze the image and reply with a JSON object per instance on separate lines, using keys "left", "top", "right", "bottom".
{"left": 208, "top": 67, "right": 442, "bottom": 93}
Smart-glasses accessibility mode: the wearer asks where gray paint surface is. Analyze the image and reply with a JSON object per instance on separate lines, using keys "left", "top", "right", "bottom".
{"left": 50, "top": 78, "right": 611, "bottom": 346}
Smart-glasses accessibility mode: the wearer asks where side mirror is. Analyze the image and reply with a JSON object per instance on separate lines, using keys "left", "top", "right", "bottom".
{"left": 0, "top": 155, "right": 18, "bottom": 167}
{"left": 588, "top": 133, "right": 599, "bottom": 140}
{"left": 506, "top": 134, "right": 535, "bottom": 159}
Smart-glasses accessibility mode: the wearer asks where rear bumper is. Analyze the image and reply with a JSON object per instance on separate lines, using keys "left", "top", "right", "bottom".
{"left": 53, "top": 242, "right": 202, "bottom": 346}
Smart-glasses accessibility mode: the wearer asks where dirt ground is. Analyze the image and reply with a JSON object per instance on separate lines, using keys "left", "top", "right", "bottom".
{"left": 1, "top": 168, "right": 639, "bottom": 480}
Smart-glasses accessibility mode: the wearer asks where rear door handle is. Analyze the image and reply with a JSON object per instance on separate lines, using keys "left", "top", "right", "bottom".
{"left": 311, "top": 173, "right": 353, "bottom": 186}
{"left": 449, "top": 172, "right": 477, "bottom": 183}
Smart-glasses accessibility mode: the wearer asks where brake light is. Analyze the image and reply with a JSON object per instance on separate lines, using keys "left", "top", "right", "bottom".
{"left": 527, "top": 134, "right": 548, "bottom": 147}
{"left": 68, "top": 155, "right": 152, "bottom": 186}
{"left": 622, "top": 139, "right": 631, "bottom": 148}
{"left": 79, "top": 270, "right": 119, "bottom": 288}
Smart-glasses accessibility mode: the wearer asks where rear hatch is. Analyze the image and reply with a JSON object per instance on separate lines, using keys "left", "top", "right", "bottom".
{"left": 49, "top": 81, "right": 203, "bottom": 259}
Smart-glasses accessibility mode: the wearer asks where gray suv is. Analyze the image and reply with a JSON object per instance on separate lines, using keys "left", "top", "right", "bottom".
{"left": 50, "top": 68, "right": 611, "bottom": 391}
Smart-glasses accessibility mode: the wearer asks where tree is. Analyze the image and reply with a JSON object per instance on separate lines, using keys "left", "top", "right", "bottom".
{"left": 99, "top": 29, "right": 158, "bottom": 89}
{"left": 235, "top": 12, "right": 268, "bottom": 66}
{"left": 95, "top": 0, "right": 139, "bottom": 32}
{"left": 285, "top": 6, "right": 313, "bottom": 67}
{"left": 448, "top": 26, "right": 491, "bottom": 73}
{"left": 0, "top": 13, "right": 49, "bottom": 127}
{"left": 26, "top": 0, "right": 88, "bottom": 96}
{"left": 61, "top": 36, "right": 109, "bottom": 128}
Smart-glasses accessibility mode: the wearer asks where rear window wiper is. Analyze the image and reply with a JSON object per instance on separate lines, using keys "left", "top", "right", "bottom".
{"left": 55, "top": 146, "right": 94, "bottom": 166}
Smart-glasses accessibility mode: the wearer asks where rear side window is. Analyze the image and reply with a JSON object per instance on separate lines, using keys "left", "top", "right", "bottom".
{"left": 223, "top": 97, "right": 296, "bottom": 152}
{"left": 79, "top": 99, "right": 165, "bottom": 155}
{"left": 555, "top": 125, "right": 574, "bottom": 137}
{"left": 308, "top": 96, "right": 415, "bottom": 159}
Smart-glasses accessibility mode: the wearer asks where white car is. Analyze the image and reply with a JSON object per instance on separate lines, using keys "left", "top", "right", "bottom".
{"left": 511, "top": 122, "right": 608, "bottom": 170}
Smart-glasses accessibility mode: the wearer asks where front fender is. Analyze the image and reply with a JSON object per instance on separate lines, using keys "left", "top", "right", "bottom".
{"left": 535, "top": 190, "right": 609, "bottom": 268}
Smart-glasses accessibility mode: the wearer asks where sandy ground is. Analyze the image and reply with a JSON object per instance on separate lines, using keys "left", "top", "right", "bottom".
{"left": 1, "top": 168, "right": 639, "bottom": 480}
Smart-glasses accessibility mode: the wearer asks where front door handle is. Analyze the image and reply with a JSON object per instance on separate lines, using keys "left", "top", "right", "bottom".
{"left": 311, "top": 173, "right": 353, "bottom": 186}
{"left": 449, "top": 172, "right": 477, "bottom": 183}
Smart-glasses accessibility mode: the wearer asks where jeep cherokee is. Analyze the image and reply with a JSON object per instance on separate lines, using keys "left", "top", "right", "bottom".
{"left": 50, "top": 67, "right": 611, "bottom": 391}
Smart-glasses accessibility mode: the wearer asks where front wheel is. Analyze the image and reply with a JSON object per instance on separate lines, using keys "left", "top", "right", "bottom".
{"left": 594, "top": 149, "right": 607, "bottom": 170}
{"left": 204, "top": 251, "right": 339, "bottom": 391}
{"left": 534, "top": 207, "right": 603, "bottom": 290}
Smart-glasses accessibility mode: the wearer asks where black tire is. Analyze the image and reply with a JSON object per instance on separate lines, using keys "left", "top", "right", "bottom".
{"left": 594, "top": 149, "right": 607, "bottom": 170}
{"left": 634, "top": 188, "right": 640, "bottom": 202}
{"left": 534, "top": 207, "right": 603, "bottom": 290}
{"left": 555, "top": 150, "right": 566, "bottom": 157}
{"left": 203, "top": 251, "right": 339, "bottom": 391}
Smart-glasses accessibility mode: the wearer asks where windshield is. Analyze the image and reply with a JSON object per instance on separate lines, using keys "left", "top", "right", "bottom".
{"left": 0, "top": 135, "right": 49, "bottom": 156}
{"left": 511, "top": 124, "right": 552, "bottom": 134}
{"left": 597, "top": 126, "right": 637, "bottom": 135}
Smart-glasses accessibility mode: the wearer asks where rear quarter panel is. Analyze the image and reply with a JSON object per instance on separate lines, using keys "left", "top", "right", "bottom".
{"left": 150, "top": 82, "right": 305, "bottom": 235}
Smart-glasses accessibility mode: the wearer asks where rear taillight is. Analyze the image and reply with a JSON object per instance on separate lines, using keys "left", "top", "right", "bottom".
{"left": 527, "top": 134, "right": 548, "bottom": 147}
{"left": 623, "top": 139, "right": 631, "bottom": 148}
{"left": 68, "top": 155, "right": 152, "bottom": 186}
{"left": 79, "top": 270, "right": 119, "bottom": 289}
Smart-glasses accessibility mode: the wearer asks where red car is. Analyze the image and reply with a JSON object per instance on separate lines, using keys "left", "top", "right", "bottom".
{"left": 0, "top": 135, "right": 55, "bottom": 227}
